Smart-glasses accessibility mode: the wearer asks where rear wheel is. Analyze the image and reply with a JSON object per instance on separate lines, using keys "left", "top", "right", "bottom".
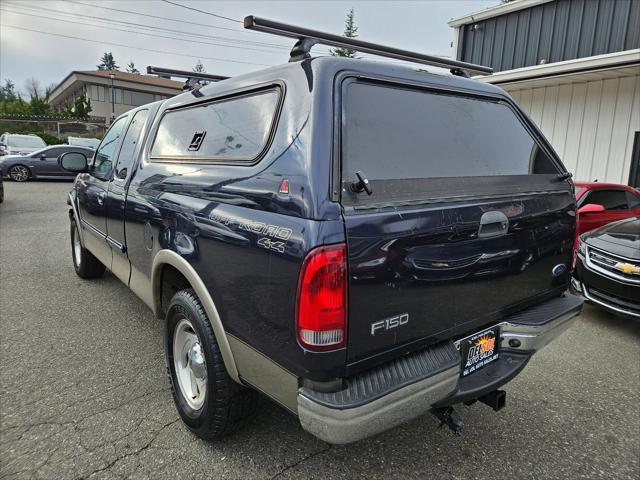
{"left": 8, "top": 165, "right": 30, "bottom": 182}
{"left": 70, "top": 219, "right": 105, "bottom": 278}
{"left": 165, "top": 289, "right": 257, "bottom": 439}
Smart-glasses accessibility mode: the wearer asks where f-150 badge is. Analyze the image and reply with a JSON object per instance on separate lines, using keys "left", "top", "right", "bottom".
{"left": 371, "top": 313, "right": 409, "bottom": 335}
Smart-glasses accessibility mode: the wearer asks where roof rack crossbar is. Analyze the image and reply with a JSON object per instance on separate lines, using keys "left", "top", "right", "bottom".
{"left": 243, "top": 15, "right": 493, "bottom": 76}
{"left": 146, "top": 66, "right": 230, "bottom": 91}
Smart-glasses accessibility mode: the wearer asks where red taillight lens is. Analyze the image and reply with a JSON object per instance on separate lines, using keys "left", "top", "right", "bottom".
{"left": 296, "top": 243, "right": 348, "bottom": 351}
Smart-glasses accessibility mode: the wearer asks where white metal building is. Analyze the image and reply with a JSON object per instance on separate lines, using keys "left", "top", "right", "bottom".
{"left": 449, "top": 0, "right": 640, "bottom": 187}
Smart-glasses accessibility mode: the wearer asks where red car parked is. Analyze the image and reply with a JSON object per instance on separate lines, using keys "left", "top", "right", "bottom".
{"left": 575, "top": 182, "right": 640, "bottom": 235}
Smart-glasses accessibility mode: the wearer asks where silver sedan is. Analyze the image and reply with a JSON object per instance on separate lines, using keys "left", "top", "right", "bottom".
{"left": 0, "top": 145, "right": 94, "bottom": 182}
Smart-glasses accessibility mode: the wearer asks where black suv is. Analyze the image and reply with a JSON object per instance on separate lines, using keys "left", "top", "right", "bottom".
{"left": 60, "top": 17, "right": 583, "bottom": 444}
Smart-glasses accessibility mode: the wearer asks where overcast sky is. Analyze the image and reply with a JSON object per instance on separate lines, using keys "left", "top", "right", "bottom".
{"left": 0, "top": 0, "right": 497, "bottom": 95}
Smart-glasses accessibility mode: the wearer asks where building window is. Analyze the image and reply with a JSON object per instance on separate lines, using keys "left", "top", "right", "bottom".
{"left": 123, "top": 90, "right": 132, "bottom": 105}
{"left": 131, "top": 91, "right": 155, "bottom": 106}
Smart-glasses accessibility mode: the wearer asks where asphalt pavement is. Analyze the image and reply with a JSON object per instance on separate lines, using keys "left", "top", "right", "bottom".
{"left": 1, "top": 181, "right": 639, "bottom": 480}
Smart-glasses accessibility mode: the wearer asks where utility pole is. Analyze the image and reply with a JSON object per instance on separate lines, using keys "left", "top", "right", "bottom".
{"left": 109, "top": 72, "right": 116, "bottom": 124}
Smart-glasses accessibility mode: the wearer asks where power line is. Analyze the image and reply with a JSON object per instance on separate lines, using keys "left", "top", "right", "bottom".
{"left": 1, "top": 25, "right": 271, "bottom": 67}
{"left": 4, "top": 1, "right": 290, "bottom": 51}
{"left": 64, "top": 0, "right": 259, "bottom": 36}
{"left": 0, "top": 7, "right": 287, "bottom": 56}
{"left": 161, "top": 0, "right": 242, "bottom": 24}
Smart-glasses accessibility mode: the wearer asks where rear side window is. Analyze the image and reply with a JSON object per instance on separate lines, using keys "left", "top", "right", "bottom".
{"left": 342, "top": 82, "right": 559, "bottom": 185}
{"left": 150, "top": 88, "right": 280, "bottom": 163}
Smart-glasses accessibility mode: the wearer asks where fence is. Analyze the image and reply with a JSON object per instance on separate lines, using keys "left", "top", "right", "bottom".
{"left": 0, "top": 116, "right": 107, "bottom": 142}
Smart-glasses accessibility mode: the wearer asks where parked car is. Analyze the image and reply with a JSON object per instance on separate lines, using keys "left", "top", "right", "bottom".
{"left": 67, "top": 137, "right": 100, "bottom": 149}
{"left": 575, "top": 182, "right": 640, "bottom": 235}
{"left": 0, "top": 133, "right": 47, "bottom": 156}
{"left": 572, "top": 217, "right": 639, "bottom": 318}
{"left": 0, "top": 176, "right": 3, "bottom": 203}
{"left": 58, "top": 17, "right": 583, "bottom": 445}
{"left": 0, "top": 145, "right": 94, "bottom": 181}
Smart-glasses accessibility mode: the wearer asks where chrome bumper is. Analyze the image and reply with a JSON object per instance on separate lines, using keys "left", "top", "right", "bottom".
{"left": 297, "top": 294, "right": 582, "bottom": 444}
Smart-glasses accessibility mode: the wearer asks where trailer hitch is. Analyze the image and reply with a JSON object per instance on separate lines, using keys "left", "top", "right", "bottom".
{"left": 431, "top": 406, "right": 463, "bottom": 436}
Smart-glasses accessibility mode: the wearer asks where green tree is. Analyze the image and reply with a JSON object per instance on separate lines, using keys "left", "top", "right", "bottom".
{"left": 97, "top": 52, "right": 119, "bottom": 71}
{"left": 65, "top": 92, "right": 92, "bottom": 119}
{"left": 330, "top": 8, "right": 359, "bottom": 58}
{"left": 193, "top": 60, "right": 206, "bottom": 73}
{"left": 24, "top": 77, "right": 52, "bottom": 116}
{"left": 126, "top": 61, "right": 140, "bottom": 74}
{"left": 0, "top": 79, "right": 17, "bottom": 101}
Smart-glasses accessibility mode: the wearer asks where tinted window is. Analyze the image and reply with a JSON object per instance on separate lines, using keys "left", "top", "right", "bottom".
{"left": 114, "top": 109, "right": 148, "bottom": 179}
{"left": 43, "top": 147, "right": 66, "bottom": 157}
{"left": 626, "top": 190, "right": 640, "bottom": 208}
{"left": 93, "top": 117, "right": 127, "bottom": 176}
{"left": 342, "top": 82, "right": 559, "bottom": 183}
{"left": 584, "top": 189, "right": 629, "bottom": 210}
{"left": 150, "top": 89, "right": 280, "bottom": 162}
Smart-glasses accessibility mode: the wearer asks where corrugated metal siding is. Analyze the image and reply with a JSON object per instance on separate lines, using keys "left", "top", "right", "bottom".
{"left": 458, "top": 0, "right": 640, "bottom": 72}
{"left": 508, "top": 74, "right": 640, "bottom": 183}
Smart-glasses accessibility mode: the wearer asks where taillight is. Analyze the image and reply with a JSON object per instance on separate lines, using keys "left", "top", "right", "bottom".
{"left": 296, "top": 243, "right": 348, "bottom": 351}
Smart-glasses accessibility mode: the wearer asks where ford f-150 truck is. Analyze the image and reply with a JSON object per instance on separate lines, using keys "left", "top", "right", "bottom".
{"left": 59, "top": 17, "right": 583, "bottom": 444}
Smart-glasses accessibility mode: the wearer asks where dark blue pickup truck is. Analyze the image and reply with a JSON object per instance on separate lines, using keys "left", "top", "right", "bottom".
{"left": 60, "top": 17, "right": 583, "bottom": 444}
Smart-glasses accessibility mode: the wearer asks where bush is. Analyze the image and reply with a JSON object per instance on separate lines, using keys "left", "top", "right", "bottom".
{"left": 35, "top": 132, "right": 64, "bottom": 145}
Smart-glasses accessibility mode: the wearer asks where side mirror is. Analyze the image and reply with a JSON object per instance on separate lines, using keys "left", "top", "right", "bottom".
{"left": 578, "top": 203, "right": 605, "bottom": 214}
{"left": 59, "top": 151, "right": 89, "bottom": 173}
{"left": 39, "top": 153, "right": 47, "bottom": 160}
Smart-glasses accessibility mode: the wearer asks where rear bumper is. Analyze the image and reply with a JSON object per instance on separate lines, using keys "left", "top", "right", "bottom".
{"left": 298, "top": 293, "right": 583, "bottom": 444}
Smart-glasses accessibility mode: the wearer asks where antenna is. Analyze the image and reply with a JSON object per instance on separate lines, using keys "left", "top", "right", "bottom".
{"left": 243, "top": 16, "right": 493, "bottom": 77}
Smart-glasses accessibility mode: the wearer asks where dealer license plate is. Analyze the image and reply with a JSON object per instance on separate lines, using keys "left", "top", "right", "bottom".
{"left": 459, "top": 327, "right": 499, "bottom": 377}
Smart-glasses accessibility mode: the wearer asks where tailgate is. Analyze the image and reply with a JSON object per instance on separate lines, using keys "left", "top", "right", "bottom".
{"left": 338, "top": 79, "right": 575, "bottom": 364}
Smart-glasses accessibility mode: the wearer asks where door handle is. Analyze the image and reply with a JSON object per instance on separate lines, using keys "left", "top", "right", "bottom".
{"left": 97, "top": 192, "right": 106, "bottom": 206}
{"left": 478, "top": 211, "right": 509, "bottom": 239}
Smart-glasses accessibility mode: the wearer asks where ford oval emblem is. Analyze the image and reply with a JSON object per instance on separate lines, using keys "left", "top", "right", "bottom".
{"left": 552, "top": 264, "right": 567, "bottom": 277}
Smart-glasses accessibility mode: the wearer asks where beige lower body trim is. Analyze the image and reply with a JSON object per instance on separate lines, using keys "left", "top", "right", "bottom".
{"left": 82, "top": 227, "right": 112, "bottom": 268}
{"left": 129, "top": 265, "right": 155, "bottom": 311}
{"left": 228, "top": 335, "right": 298, "bottom": 413}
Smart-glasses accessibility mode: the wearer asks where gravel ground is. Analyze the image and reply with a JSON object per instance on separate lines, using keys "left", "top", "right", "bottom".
{"left": 1, "top": 181, "right": 639, "bottom": 480}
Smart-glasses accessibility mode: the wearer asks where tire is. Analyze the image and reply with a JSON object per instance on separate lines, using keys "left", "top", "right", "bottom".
{"left": 70, "top": 219, "right": 106, "bottom": 279}
{"left": 8, "top": 165, "right": 30, "bottom": 182}
{"left": 165, "top": 289, "right": 257, "bottom": 439}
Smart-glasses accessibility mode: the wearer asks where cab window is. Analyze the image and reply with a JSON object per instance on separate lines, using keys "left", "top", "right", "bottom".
{"left": 114, "top": 109, "right": 148, "bottom": 180}
{"left": 93, "top": 117, "right": 127, "bottom": 177}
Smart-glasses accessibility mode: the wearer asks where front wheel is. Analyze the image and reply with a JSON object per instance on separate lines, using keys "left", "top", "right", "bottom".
{"left": 165, "top": 289, "right": 257, "bottom": 439}
{"left": 8, "top": 165, "right": 30, "bottom": 182}
{"left": 70, "top": 219, "right": 105, "bottom": 278}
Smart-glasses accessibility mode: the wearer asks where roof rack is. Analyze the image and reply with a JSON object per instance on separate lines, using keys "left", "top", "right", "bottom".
{"left": 243, "top": 15, "right": 493, "bottom": 77}
{"left": 146, "top": 66, "right": 229, "bottom": 96}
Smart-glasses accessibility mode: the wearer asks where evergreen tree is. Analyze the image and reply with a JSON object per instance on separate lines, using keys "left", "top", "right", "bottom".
{"left": 330, "top": 8, "right": 359, "bottom": 58}
{"left": 97, "top": 52, "right": 119, "bottom": 71}
{"left": 193, "top": 60, "right": 206, "bottom": 73}
{"left": 126, "top": 61, "right": 140, "bottom": 74}
{"left": 0, "top": 79, "right": 17, "bottom": 101}
{"left": 65, "top": 92, "right": 92, "bottom": 119}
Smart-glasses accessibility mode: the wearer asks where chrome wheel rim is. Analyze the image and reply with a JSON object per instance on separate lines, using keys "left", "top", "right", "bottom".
{"left": 9, "top": 166, "right": 28, "bottom": 182}
{"left": 173, "top": 318, "right": 207, "bottom": 410}
{"left": 73, "top": 226, "right": 82, "bottom": 267}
